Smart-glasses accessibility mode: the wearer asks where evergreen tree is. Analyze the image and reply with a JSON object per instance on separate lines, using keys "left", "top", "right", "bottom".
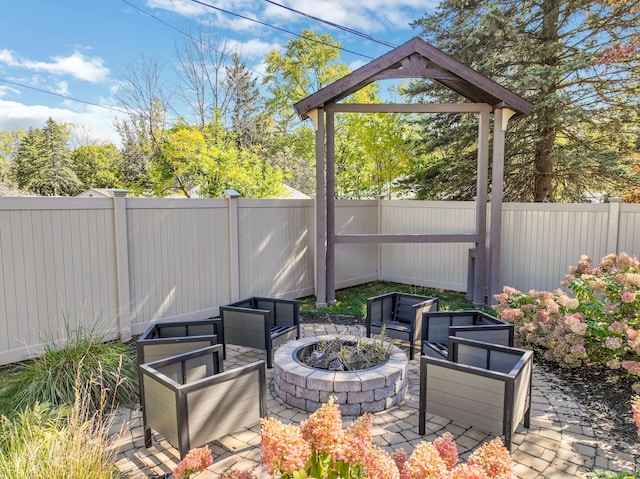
{"left": 403, "top": 0, "right": 639, "bottom": 202}
{"left": 225, "top": 53, "right": 270, "bottom": 149}
{"left": 11, "top": 118, "right": 81, "bottom": 196}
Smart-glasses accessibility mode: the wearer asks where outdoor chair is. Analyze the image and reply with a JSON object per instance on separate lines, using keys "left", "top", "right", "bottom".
{"left": 419, "top": 337, "right": 533, "bottom": 451}
{"left": 220, "top": 296, "right": 300, "bottom": 368}
{"left": 136, "top": 318, "right": 223, "bottom": 365}
{"left": 139, "top": 344, "right": 267, "bottom": 458}
{"left": 421, "top": 310, "right": 514, "bottom": 359}
{"left": 365, "top": 292, "right": 439, "bottom": 360}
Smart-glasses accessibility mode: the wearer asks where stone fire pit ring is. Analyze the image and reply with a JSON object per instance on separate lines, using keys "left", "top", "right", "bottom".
{"left": 273, "top": 335, "right": 409, "bottom": 415}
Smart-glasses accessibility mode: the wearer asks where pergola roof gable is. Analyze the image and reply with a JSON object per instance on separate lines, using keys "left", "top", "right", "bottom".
{"left": 294, "top": 36, "right": 533, "bottom": 119}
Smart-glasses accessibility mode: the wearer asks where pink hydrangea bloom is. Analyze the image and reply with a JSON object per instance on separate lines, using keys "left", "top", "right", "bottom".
{"left": 499, "top": 308, "right": 523, "bottom": 323}
{"left": 300, "top": 396, "right": 344, "bottom": 454}
{"left": 358, "top": 444, "right": 400, "bottom": 479}
{"left": 632, "top": 396, "right": 640, "bottom": 436}
{"left": 607, "top": 359, "right": 622, "bottom": 369}
{"left": 466, "top": 438, "right": 514, "bottom": 479}
{"left": 622, "top": 361, "right": 640, "bottom": 377}
{"left": 451, "top": 463, "right": 489, "bottom": 479}
{"left": 220, "top": 468, "right": 258, "bottom": 479}
{"left": 172, "top": 446, "right": 214, "bottom": 479}
{"left": 260, "top": 417, "right": 311, "bottom": 474}
{"left": 391, "top": 449, "right": 408, "bottom": 479}
{"left": 403, "top": 441, "right": 449, "bottom": 479}
{"left": 609, "top": 321, "right": 628, "bottom": 335}
{"left": 605, "top": 337, "right": 623, "bottom": 350}
{"left": 433, "top": 432, "right": 458, "bottom": 470}
{"left": 622, "top": 273, "right": 640, "bottom": 288}
{"left": 621, "top": 291, "right": 637, "bottom": 303}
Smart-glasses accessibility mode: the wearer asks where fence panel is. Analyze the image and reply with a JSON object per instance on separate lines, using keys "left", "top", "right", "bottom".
{"left": 0, "top": 198, "right": 118, "bottom": 364}
{"left": 500, "top": 203, "right": 611, "bottom": 293}
{"left": 236, "top": 199, "right": 315, "bottom": 299}
{"left": 1, "top": 196, "right": 640, "bottom": 366}
{"left": 334, "top": 200, "right": 379, "bottom": 289}
{"left": 618, "top": 204, "right": 640, "bottom": 258}
{"left": 379, "top": 200, "right": 476, "bottom": 291}
{"left": 126, "top": 199, "right": 230, "bottom": 334}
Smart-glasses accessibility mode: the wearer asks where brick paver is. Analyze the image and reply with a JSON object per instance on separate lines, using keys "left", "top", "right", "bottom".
{"left": 114, "top": 324, "right": 640, "bottom": 478}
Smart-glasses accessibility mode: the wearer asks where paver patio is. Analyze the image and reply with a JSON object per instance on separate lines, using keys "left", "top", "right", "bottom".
{"left": 114, "top": 324, "right": 640, "bottom": 478}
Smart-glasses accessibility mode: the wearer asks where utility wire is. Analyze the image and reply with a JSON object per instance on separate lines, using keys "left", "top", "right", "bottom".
{"left": 188, "top": 0, "right": 376, "bottom": 60}
{"left": 260, "top": 0, "right": 397, "bottom": 49}
{"left": 120, "top": 0, "right": 268, "bottom": 81}
{"left": 0, "top": 78, "right": 128, "bottom": 114}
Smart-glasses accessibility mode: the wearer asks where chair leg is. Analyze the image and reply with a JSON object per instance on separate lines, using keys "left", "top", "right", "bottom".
{"left": 144, "top": 426, "right": 152, "bottom": 448}
{"left": 267, "top": 349, "right": 273, "bottom": 369}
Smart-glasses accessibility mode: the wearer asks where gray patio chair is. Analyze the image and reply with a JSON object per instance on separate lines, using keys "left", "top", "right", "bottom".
{"left": 419, "top": 337, "right": 533, "bottom": 451}
{"left": 365, "top": 292, "right": 439, "bottom": 359}
{"left": 220, "top": 296, "right": 300, "bottom": 368}
{"left": 139, "top": 344, "right": 267, "bottom": 458}
{"left": 421, "top": 310, "right": 514, "bottom": 359}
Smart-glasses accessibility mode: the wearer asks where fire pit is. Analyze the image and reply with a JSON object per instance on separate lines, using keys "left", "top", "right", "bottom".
{"left": 273, "top": 335, "right": 408, "bottom": 415}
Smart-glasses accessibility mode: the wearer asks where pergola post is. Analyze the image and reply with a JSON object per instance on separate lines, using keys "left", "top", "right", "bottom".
{"left": 471, "top": 110, "right": 490, "bottom": 304}
{"left": 326, "top": 110, "right": 336, "bottom": 305}
{"left": 489, "top": 108, "right": 516, "bottom": 304}
{"left": 312, "top": 108, "right": 327, "bottom": 308}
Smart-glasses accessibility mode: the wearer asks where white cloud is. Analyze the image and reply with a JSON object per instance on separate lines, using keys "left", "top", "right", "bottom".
{"left": 0, "top": 100, "right": 125, "bottom": 145}
{"left": 53, "top": 81, "right": 69, "bottom": 96}
{"left": 227, "top": 38, "right": 281, "bottom": 60}
{"left": 0, "top": 50, "right": 109, "bottom": 83}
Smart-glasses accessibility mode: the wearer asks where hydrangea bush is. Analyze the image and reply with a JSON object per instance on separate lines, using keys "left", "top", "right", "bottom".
{"left": 493, "top": 253, "right": 640, "bottom": 385}
{"left": 259, "top": 397, "right": 514, "bottom": 479}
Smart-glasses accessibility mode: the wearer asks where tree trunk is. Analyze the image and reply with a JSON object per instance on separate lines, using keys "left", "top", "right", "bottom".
{"left": 533, "top": 0, "right": 561, "bottom": 202}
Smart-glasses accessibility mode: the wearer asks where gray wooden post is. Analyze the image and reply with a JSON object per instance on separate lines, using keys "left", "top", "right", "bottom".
{"left": 489, "top": 108, "right": 515, "bottom": 304}
{"left": 326, "top": 110, "right": 336, "bottom": 305}
{"left": 313, "top": 108, "right": 327, "bottom": 307}
{"left": 472, "top": 110, "right": 490, "bottom": 304}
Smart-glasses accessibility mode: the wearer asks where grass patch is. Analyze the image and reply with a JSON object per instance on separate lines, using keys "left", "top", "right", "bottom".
{"left": 299, "top": 281, "right": 490, "bottom": 316}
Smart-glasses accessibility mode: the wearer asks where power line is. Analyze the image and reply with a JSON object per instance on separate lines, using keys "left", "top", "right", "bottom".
{"left": 120, "top": 0, "right": 268, "bottom": 81}
{"left": 188, "top": 0, "right": 376, "bottom": 60}
{"left": 0, "top": 78, "right": 128, "bottom": 114}
{"left": 260, "top": 0, "right": 397, "bottom": 49}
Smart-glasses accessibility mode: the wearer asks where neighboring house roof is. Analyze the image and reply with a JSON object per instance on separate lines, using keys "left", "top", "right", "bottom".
{"left": 76, "top": 188, "right": 124, "bottom": 198}
{"left": 294, "top": 36, "right": 534, "bottom": 119}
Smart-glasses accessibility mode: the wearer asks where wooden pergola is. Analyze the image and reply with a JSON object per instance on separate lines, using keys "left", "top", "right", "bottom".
{"left": 293, "top": 37, "right": 533, "bottom": 307}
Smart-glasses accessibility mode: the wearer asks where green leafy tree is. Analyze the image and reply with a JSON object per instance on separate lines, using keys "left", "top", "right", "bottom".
{"left": 263, "top": 30, "right": 411, "bottom": 197}
{"left": 150, "top": 120, "right": 286, "bottom": 198}
{"left": 71, "top": 144, "right": 124, "bottom": 190}
{"left": 263, "top": 30, "right": 351, "bottom": 194}
{"left": 0, "top": 129, "right": 25, "bottom": 184}
{"left": 11, "top": 118, "right": 81, "bottom": 196}
{"left": 403, "top": 0, "right": 639, "bottom": 202}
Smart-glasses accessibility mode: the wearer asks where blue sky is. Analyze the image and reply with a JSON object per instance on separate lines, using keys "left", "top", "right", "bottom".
{"left": 0, "top": 0, "right": 436, "bottom": 145}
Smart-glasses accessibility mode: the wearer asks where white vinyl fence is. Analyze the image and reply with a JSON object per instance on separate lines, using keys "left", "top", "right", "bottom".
{"left": 1, "top": 195, "right": 638, "bottom": 365}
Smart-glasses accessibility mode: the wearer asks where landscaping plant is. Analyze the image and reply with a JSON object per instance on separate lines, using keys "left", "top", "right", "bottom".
{"left": 0, "top": 373, "right": 124, "bottom": 478}
{"left": 0, "top": 322, "right": 138, "bottom": 415}
{"left": 258, "top": 396, "right": 514, "bottom": 479}
{"left": 493, "top": 253, "right": 640, "bottom": 385}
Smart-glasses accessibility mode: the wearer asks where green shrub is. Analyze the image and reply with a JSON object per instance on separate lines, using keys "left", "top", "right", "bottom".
{"left": 0, "top": 324, "right": 138, "bottom": 415}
